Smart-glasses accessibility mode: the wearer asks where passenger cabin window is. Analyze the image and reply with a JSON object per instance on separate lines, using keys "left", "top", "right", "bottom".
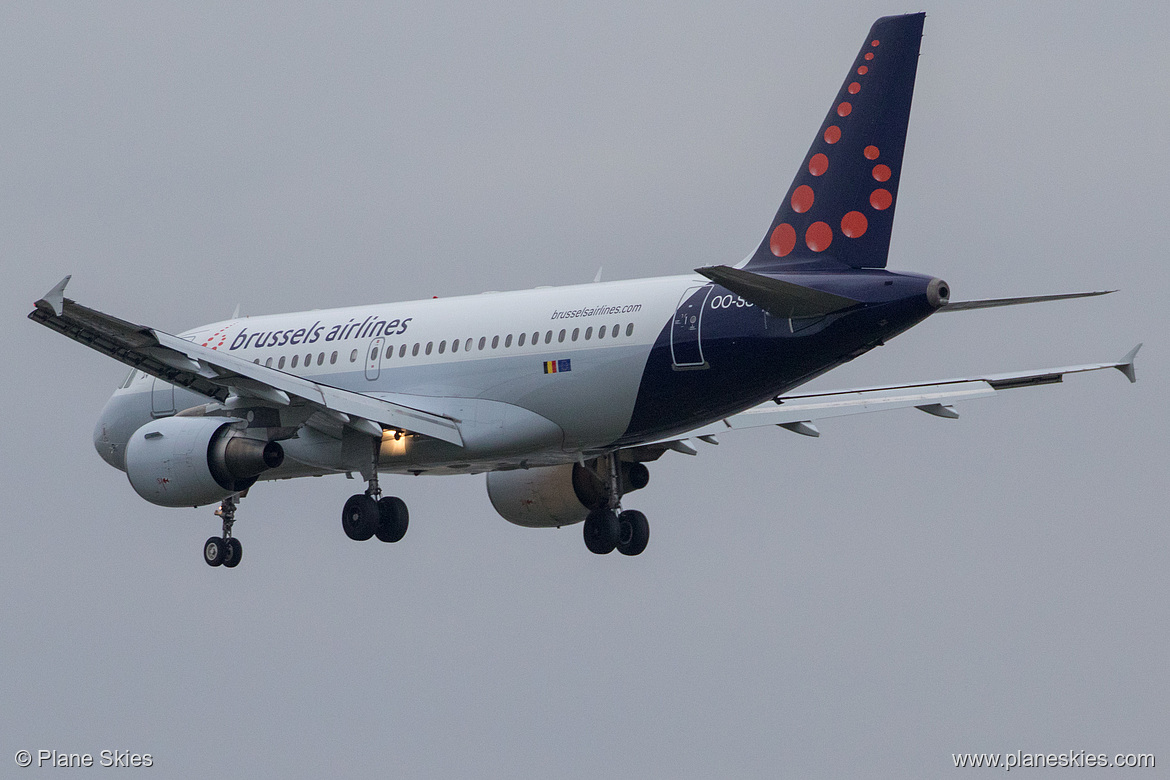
{"left": 544, "top": 330, "right": 552, "bottom": 344}
{"left": 598, "top": 325, "right": 607, "bottom": 338}
{"left": 585, "top": 326, "right": 593, "bottom": 340}
{"left": 452, "top": 339, "right": 460, "bottom": 353}
{"left": 626, "top": 323, "right": 634, "bottom": 336}
{"left": 400, "top": 344, "right": 407, "bottom": 358}
{"left": 572, "top": 328, "right": 579, "bottom": 342}
{"left": 478, "top": 337, "right": 486, "bottom": 350}
{"left": 518, "top": 332, "right": 526, "bottom": 347}
{"left": 491, "top": 335, "right": 499, "bottom": 349}
{"left": 291, "top": 355, "right": 299, "bottom": 368}
{"left": 438, "top": 340, "right": 446, "bottom": 354}
{"left": 330, "top": 351, "right": 338, "bottom": 364}
{"left": 412, "top": 343, "right": 420, "bottom": 357}
{"left": 265, "top": 358, "right": 273, "bottom": 367}
{"left": 505, "top": 334, "right": 513, "bottom": 347}
{"left": 425, "top": 342, "right": 433, "bottom": 355}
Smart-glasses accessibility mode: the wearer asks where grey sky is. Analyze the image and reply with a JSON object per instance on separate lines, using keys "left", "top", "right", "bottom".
{"left": 2, "top": 2, "right": 1166, "bottom": 777}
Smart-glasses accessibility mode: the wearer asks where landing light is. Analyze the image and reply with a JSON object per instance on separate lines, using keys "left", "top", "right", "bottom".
{"left": 381, "top": 429, "right": 409, "bottom": 458}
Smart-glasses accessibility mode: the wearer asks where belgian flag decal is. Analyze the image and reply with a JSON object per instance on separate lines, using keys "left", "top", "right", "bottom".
{"left": 543, "top": 359, "right": 571, "bottom": 374}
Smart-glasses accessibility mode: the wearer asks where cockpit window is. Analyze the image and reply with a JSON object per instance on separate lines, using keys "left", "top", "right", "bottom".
{"left": 120, "top": 369, "right": 136, "bottom": 389}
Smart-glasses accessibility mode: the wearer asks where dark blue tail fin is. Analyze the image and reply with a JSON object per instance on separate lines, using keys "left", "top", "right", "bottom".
{"left": 745, "top": 13, "right": 924, "bottom": 270}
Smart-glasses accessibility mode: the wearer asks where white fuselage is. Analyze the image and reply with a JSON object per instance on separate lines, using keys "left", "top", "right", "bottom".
{"left": 95, "top": 274, "right": 710, "bottom": 478}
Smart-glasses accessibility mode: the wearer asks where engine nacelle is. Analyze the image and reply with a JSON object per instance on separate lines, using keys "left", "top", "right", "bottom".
{"left": 125, "top": 416, "right": 284, "bottom": 508}
{"left": 486, "top": 460, "right": 650, "bottom": 528}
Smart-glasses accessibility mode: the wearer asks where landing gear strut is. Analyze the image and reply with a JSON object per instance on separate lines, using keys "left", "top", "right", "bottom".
{"left": 581, "top": 453, "right": 651, "bottom": 556}
{"left": 342, "top": 452, "right": 409, "bottom": 544}
{"left": 204, "top": 494, "right": 243, "bottom": 568}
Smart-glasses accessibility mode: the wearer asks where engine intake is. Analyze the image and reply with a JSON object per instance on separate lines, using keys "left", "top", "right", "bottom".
{"left": 125, "top": 416, "right": 284, "bottom": 508}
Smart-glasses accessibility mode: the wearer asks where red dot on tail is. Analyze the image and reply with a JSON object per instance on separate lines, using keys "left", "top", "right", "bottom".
{"left": 848, "top": 82, "right": 861, "bottom": 95}
{"left": 837, "top": 102, "right": 852, "bottom": 117}
{"left": 864, "top": 145, "right": 879, "bottom": 160}
{"left": 805, "top": 222, "right": 833, "bottom": 252}
{"left": 791, "top": 184, "right": 815, "bottom": 213}
{"left": 857, "top": 65, "right": 868, "bottom": 75}
{"left": 865, "top": 52, "right": 874, "bottom": 61}
{"left": 871, "top": 40, "right": 880, "bottom": 47}
{"left": 872, "top": 164, "right": 891, "bottom": 182}
{"left": 769, "top": 223, "right": 797, "bottom": 257}
{"left": 841, "top": 211, "right": 868, "bottom": 238}
{"left": 808, "top": 153, "right": 828, "bottom": 176}
{"left": 824, "top": 125, "right": 841, "bottom": 144}
{"left": 870, "top": 188, "right": 893, "bottom": 210}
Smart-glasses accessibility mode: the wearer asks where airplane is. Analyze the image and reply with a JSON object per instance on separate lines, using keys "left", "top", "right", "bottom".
{"left": 29, "top": 13, "right": 1139, "bottom": 568}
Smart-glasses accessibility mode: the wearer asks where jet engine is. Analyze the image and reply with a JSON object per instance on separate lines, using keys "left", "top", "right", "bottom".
{"left": 486, "top": 459, "right": 649, "bottom": 528}
{"left": 124, "top": 416, "right": 284, "bottom": 508}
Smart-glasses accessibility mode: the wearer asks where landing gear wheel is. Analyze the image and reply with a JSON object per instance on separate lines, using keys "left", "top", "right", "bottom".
{"left": 342, "top": 494, "right": 379, "bottom": 541}
{"left": 616, "top": 510, "right": 649, "bottom": 556}
{"left": 375, "top": 496, "right": 409, "bottom": 543}
{"left": 204, "top": 536, "right": 226, "bottom": 567}
{"left": 222, "top": 537, "right": 243, "bottom": 568}
{"left": 583, "top": 508, "right": 620, "bottom": 554}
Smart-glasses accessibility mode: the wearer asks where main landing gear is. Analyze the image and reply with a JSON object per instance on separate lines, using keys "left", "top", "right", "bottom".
{"left": 581, "top": 453, "right": 651, "bottom": 556}
{"left": 204, "top": 494, "right": 243, "bottom": 568}
{"left": 342, "top": 469, "right": 409, "bottom": 544}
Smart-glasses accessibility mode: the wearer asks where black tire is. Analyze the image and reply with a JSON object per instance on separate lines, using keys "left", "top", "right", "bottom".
{"left": 222, "top": 537, "right": 243, "bottom": 568}
{"left": 583, "top": 509, "right": 619, "bottom": 554}
{"left": 616, "top": 510, "right": 649, "bottom": 556}
{"left": 375, "top": 496, "right": 409, "bottom": 543}
{"left": 204, "top": 536, "right": 226, "bottom": 567}
{"left": 342, "top": 494, "right": 378, "bottom": 541}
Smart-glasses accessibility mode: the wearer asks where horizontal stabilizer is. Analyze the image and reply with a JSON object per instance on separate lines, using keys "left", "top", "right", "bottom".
{"left": 696, "top": 265, "right": 859, "bottom": 318}
{"left": 938, "top": 290, "right": 1114, "bottom": 311}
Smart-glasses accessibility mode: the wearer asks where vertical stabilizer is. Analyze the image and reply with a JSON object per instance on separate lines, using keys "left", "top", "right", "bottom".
{"left": 745, "top": 13, "right": 925, "bottom": 270}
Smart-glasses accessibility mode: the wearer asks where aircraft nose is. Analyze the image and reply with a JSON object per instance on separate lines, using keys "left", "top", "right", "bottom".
{"left": 93, "top": 395, "right": 127, "bottom": 471}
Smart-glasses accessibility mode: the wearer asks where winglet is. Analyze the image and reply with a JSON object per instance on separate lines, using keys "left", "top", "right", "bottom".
{"left": 1116, "top": 343, "right": 1142, "bottom": 383}
{"left": 37, "top": 275, "right": 72, "bottom": 317}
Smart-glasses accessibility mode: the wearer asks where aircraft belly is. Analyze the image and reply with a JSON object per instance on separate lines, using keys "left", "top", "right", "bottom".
{"left": 337, "top": 343, "right": 651, "bottom": 451}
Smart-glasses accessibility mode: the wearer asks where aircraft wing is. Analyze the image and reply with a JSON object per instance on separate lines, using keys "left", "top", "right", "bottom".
{"left": 29, "top": 277, "right": 464, "bottom": 446}
{"left": 640, "top": 345, "right": 1141, "bottom": 452}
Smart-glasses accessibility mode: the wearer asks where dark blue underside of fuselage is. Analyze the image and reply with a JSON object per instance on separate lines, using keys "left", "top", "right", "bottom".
{"left": 616, "top": 268, "right": 938, "bottom": 445}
